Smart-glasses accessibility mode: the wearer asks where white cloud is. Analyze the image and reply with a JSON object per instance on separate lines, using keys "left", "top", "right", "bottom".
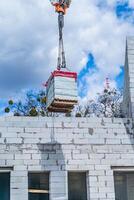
{"left": 129, "top": 0, "right": 134, "bottom": 7}
{"left": 0, "top": 0, "right": 133, "bottom": 101}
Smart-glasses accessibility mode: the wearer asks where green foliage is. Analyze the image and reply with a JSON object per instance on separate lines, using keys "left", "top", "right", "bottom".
{"left": 29, "top": 108, "right": 38, "bottom": 116}
{"left": 8, "top": 100, "right": 14, "bottom": 105}
{"left": 5, "top": 107, "right": 10, "bottom": 113}
{"left": 5, "top": 90, "right": 47, "bottom": 117}
{"left": 41, "top": 97, "right": 46, "bottom": 104}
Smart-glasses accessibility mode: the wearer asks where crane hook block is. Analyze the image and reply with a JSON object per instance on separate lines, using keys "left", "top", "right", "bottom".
{"left": 50, "top": 0, "right": 72, "bottom": 14}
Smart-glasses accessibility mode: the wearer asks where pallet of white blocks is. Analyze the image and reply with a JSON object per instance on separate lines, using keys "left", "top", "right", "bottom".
{"left": 45, "top": 70, "right": 78, "bottom": 113}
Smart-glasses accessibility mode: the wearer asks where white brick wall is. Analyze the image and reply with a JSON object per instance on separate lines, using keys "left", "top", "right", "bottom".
{"left": 123, "top": 37, "right": 134, "bottom": 117}
{"left": 0, "top": 117, "right": 133, "bottom": 200}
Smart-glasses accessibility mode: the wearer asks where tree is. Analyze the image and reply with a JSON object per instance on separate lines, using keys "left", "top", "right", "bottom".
{"left": 5, "top": 90, "right": 47, "bottom": 116}
{"left": 96, "top": 87, "right": 123, "bottom": 117}
{"left": 75, "top": 87, "right": 123, "bottom": 118}
{"left": 5, "top": 86, "right": 123, "bottom": 118}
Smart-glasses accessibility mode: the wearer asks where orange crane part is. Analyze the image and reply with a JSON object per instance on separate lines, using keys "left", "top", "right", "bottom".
{"left": 50, "top": 0, "right": 71, "bottom": 14}
{"left": 53, "top": 3, "right": 67, "bottom": 14}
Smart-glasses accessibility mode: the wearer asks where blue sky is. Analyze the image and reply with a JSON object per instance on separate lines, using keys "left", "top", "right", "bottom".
{"left": 77, "top": 0, "right": 134, "bottom": 99}
{"left": 0, "top": 0, "right": 134, "bottom": 114}
{"left": 116, "top": 1, "right": 134, "bottom": 21}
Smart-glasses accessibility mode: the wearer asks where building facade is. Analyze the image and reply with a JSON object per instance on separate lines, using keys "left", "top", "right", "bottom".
{"left": 0, "top": 37, "right": 134, "bottom": 200}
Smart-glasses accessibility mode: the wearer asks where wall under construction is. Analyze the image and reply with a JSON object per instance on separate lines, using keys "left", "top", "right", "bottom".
{"left": 0, "top": 116, "right": 134, "bottom": 200}
{"left": 123, "top": 36, "right": 134, "bottom": 117}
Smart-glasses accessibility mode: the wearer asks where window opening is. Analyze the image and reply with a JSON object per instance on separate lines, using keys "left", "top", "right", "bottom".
{"left": 114, "top": 171, "right": 134, "bottom": 200}
{"left": 28, "top": 173, "right": 49, "bottom": 200}
{"left": 0, "top": 173, "right": 10, "bottom": 200}
{"left": 68, "top": 172, "right": 87, "bottom": 200}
